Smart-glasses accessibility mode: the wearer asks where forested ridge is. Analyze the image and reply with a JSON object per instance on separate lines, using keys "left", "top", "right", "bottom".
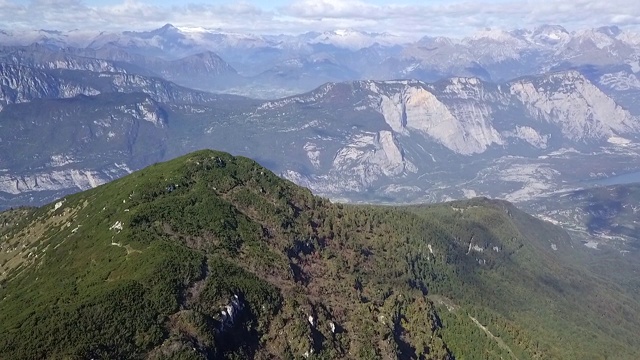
{"left": 1, "top": 150, "right": 639, "bottom": 359}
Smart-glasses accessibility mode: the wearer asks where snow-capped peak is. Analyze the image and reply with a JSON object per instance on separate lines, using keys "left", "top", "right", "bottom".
{"left": 174, "top": 26, "right": 210, "bottom": 34}
{"left": 528, "top": 24, "right": 571, "bottom": 46}
{"left": 310, "top": 29, "right": 406, "bottom": 50}
{"left": 333, "top": 29, "right": 360, "bottom": 37}
{"left": 469, "top": 28, "right": 523, "bottom": 43}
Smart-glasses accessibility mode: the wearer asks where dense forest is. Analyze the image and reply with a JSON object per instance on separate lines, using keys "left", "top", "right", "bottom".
{"left": 1, "top": 150, "right": 639, "bottom": 359}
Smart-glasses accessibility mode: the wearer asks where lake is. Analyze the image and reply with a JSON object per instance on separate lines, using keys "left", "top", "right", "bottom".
{"left": 592, "top": 170, "right": 640, "bottom": 186}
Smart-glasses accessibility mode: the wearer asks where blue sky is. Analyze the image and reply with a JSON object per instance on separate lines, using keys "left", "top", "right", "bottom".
{"left": 2, "top": 0, "right": 639, "bottom": 37}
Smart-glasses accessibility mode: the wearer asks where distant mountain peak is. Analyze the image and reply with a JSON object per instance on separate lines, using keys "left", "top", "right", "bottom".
{"left": 331, "top": 28, "right": 362, "bottom": 36}
{"left": 309, "top": 29, "right": 407, "bottom": 50}
{"left": 530, "top": 24, "right": 570, "bottom": 44}
{"left": 152, "top": 23, "right": 180, "bottom": 35}
{"left": 159, "top": 23, "right": 177, "bottom": 30}
{"left": 122, "top": 23, "right": 182, "bottom": 39}
{"left": 596, "top": 25, "right": 622, "bottom": 37}
{"left": 470, "top": 28, "right": 517, "bottom": 41}
{"left": 174, "top": 25, "right": 213, "bottom": 34}
{"left": 534, "top": 24, "right": 569, "bottom": 32}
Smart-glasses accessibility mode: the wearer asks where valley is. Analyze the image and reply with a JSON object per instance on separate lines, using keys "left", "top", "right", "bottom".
{"left": 2, "top": 71, "right": 640, "bottom": 222}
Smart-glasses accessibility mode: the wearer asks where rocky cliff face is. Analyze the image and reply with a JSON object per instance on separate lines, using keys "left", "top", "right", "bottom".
{"left": 0, "top": 45, "right": 138, "bottom": 74}
{"left": 0, "top": 91, "right": 171, "bottom": 208}
{"left": 253, "top": 72, "right": 640, "bottom": 199}
{"left": 372, "top": 79, "right": 504, "bottom": 155}
{"left": 0, "top": 167, "right": 119, "bottom": 195}
{"left": 0, "top": 62, "right": 219, "bottom": 111}
{"left": 510, "top": 71, "right": 638, "bottom": 142}
{"left": 1, "top": 70, "right": 639, "bottom": 206}
{"left": 0, "top": 63, "right": 100, "bottom": 110}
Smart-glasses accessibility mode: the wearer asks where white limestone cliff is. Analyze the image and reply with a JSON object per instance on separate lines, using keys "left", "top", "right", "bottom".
{"left": 510, "top": 71, "right": 639, "bottom": 141}
{"left": 372, "top": 82, "right": 503, "bottom": 155}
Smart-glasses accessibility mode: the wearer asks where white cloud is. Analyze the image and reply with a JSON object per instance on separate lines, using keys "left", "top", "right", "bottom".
{"left": 0, "top": 0, "right": 638, "bottom": 37}
{"left": 97, "top": 0, "right": 171, "bottom": 25}
{"left": 282, "top": 0, "right": 389, "bottom": 19}
{"left": 281, "top": 0, "right": 640, "bottom": 29}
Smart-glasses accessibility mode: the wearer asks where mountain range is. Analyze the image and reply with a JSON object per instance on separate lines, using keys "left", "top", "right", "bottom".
{"left": 2, "top": 24, "right": 640, "bottom": 97}
{"left": 2, "top": 67, "right": 639, "bottom": 211}
{"left": 1, "top": 23, "right": 640, "bottom": 253}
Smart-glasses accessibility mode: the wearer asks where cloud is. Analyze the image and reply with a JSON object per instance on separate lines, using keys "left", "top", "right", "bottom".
{"left": 282, "top": 0, "right": 389, "bottom": 19}
{"left": 99, "top": 0, "right": 169, "bottom": 22}
{"left": 280, "top": 0, "right": 640, "bottom": 35}
{"left": 0, "top": 0, "right": 638, "bottom": 37}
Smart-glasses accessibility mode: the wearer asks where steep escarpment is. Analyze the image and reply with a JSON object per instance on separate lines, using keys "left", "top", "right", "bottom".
{"left": 510, "top": 70, "right": 639, "bottom": 141}
{"left": 3, "top": 70, "right": 640, "bottom": 206}
{"left": 0, "top": 62, "right": 220, "bottom": 111}
{"left": 264, "top": 73, "right": 640, "bottom": 199}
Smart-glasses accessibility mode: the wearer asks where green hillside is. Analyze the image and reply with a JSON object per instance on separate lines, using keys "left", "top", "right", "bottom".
{"left": 1, "top": 150, "right": 639, "bottom": 359}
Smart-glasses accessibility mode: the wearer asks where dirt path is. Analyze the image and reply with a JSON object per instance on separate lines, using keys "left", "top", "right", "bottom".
{"left": 469, "top": 316, "right": 519, "bottom": 360}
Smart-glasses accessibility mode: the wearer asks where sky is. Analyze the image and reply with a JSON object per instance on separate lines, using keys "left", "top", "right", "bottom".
{"left": 1, "top": 0, "right": 639, "bottom": 37}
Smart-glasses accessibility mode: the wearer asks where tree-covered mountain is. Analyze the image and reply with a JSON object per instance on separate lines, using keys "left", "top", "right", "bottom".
{"left": 1, "top": 150, "right": 639, "bottom": 359}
